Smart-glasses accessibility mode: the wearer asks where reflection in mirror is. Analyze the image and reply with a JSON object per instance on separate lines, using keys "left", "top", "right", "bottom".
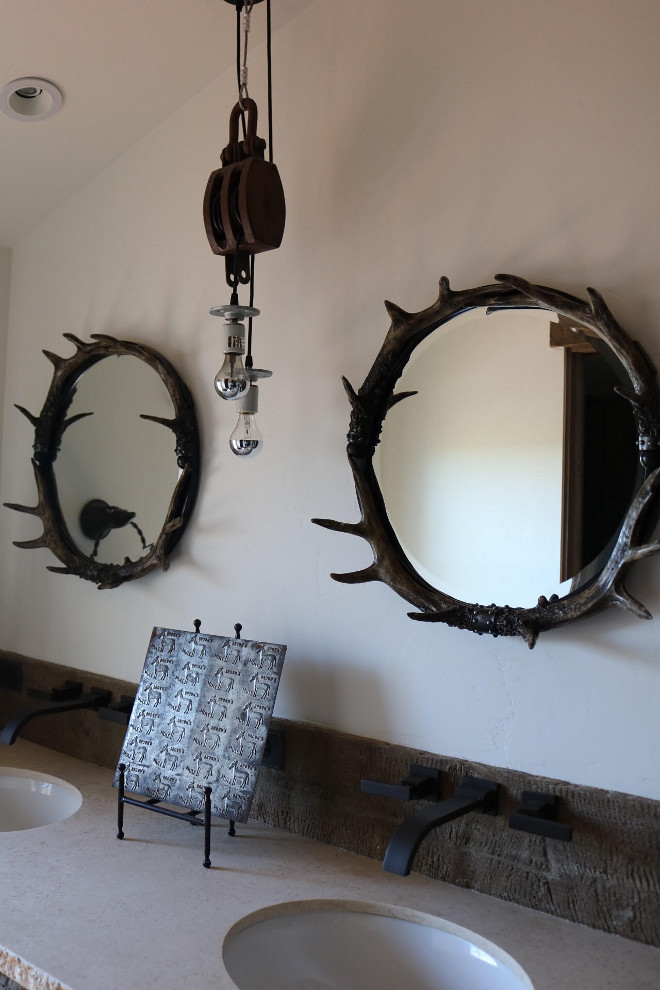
{"left": 375, "top": 308, "right": 640, "bottom": 607}
{"left": 56, "top": 356, "right": 179, "bottom": 564}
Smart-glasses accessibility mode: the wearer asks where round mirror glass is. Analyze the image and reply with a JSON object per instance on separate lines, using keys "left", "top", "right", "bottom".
{"left": 55, "top": 355, "right": 180, "bottom": 564}
{"left": 375, "top": 307, "right": 640, "bottom": 607}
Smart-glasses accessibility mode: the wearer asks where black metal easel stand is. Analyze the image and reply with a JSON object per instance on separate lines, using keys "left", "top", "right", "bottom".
{"left": 116, "top": 763, "right": 236, "bottom": 868}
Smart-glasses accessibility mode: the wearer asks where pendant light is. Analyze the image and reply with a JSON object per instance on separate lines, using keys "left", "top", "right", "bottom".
{"left": 204, "top": 0, "right": 285, "bottom": 457}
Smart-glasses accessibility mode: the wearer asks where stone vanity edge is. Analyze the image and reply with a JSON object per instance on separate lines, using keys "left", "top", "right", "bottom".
{"left": 1, "top": 649, "right": 658, "bottom": 947}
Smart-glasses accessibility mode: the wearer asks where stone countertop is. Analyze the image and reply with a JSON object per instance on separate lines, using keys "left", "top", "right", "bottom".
{"left": 0, "top": 742, "right": 658, "bottom": 990}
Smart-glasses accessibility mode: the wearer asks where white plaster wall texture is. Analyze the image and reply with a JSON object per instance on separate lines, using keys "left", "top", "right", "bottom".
{"left": 0, "top": 247, "right": 11, "bottom": 469}
{"left": 1, "top": 0, "right": 660, "bottom": 799}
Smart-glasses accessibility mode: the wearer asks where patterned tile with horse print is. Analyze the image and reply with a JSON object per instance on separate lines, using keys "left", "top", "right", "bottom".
{"left": 114, "top": 625, "right": 286, "bottom": 823}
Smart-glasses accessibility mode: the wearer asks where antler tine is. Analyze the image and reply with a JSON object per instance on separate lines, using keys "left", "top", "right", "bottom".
{"left": 341, "top": 376, "right": 359, "bottom": 405}
{"left": 3, "top": 501, "right": 42, "bottom": 516}
{"left": 42, "top": 350, "right": 65, "bottom": 369}
{"left": 14, "top": 535, "right": 48, "bottom": 550}
{"left": 518, "top": 620, "right": 540, "bottom": 649}
{"left": 330, "top": 564, "right": 380, "bottom": 584}
{"left": 388, "top": 390, "right": 417, "bottom": 410}
{"left": 407, "top": 608, "right": 455, "bottom": 621}
{"left": 609, "top": 586, "right": 652, "bottom": 619}
{"left": 62, "top": 333, "right": 92, "bottom": 350}
{"left": 140, "top": 414, "right": 178, "bottom": 432}
{"left": 611, "top": 466, "right": 660, "bottom": 553}
{"left": 14, "top": 404, "right": 39, "bottom": 427}
{"left": 312, "top": 517, "right": 367, "bottom": 538}
{"left": 384, "top": 300, "right": 412, "bottom": 325}
{"left": 625, "top": 539, "right": 660, "bottom": 563}
{"left": 61, "top": 411, "right": 93, "bottom": 434}
{"left": 586, "top": 285, "right": 617, "bottom": 324}
{"left": 437, "top": 275, "right": 452, "bottom": 302}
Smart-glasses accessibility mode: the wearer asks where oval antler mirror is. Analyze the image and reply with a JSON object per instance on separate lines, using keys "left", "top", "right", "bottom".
{"left": 4, "top": 334, "right": 200, "bottom": 589}
{"left": 313, "top": 275, "right": 660, "bottom": 647}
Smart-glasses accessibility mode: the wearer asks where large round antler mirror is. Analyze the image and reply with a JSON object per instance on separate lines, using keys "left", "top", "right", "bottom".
{"left": 313, "top": 275, "right": 660, "bottom": 647}
{"left": 4, "top": 334, "right": 200, "bottom": 589}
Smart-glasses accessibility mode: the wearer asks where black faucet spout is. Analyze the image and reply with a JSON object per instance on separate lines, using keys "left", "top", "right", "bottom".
{"left": 1, "top": 690, "right": 111, "bottom": 745}
{"left": 382, "top": 776, "right": 498, "bottom": 876}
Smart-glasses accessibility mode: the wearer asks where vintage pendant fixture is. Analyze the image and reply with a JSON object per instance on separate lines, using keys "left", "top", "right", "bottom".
{"left": 204, "top": 0, "right": 285, "bottom": 458}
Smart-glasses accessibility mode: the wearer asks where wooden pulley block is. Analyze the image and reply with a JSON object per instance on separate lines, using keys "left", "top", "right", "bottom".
{"left": 203, "top": 98, "right": 286, "bottom": 260}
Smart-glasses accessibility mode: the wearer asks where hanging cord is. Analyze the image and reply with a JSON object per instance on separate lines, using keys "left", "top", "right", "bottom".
{"left": 230, "top": 0, "right": 269, "bottom": 325}
{"left": 235, "top": 4, "right": 246, "bottom": 139}
{"left": 246, "top": 256, "right": 255, "bottom": 367}
{"left": 90, "top": 520, "right": 149, "bottom": 560}
{"left": 267, "top": 0, "right": 273, "bottom": 162}
{"left": 238, "top": 2, "right": 254, "bottom": 110}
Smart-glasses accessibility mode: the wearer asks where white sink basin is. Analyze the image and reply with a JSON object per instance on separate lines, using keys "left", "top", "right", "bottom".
{"left": 223, "top": 899, "right": 534, "bottom": 990}
{"left": 0, "top": 767, "right": 82, "bottom": 831}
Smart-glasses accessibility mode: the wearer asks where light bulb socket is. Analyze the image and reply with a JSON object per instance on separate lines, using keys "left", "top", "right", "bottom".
{"left": 221, "top": 319, "right": 246, "bottom": 355}
{"left": 237, "top": 382, "right": 259, "bottom": 415}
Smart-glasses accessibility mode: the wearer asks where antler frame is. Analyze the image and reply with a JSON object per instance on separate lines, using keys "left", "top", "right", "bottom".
{"left": 313, "top": 275, "right": 660, "bottom": 648}
{"left": 4, "top": 334, "right": 200, "bottom": 589}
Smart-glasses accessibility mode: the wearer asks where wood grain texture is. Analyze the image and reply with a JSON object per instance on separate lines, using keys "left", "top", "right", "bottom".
{"left": 1, "top": 652, "right": 658, "bottom": 945}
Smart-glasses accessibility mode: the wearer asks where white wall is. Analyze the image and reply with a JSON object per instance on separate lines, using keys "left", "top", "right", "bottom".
{"left": 2, "top": 0, "right": 660, "bottom": 800}
{"left": 0, "top": 247, "right": 10, "bottom": 467}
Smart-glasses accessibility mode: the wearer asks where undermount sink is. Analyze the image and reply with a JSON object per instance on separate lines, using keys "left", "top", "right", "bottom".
{"left": 222, "top": 899, "right": 534, "bottom": 990}
{"left": 0, "top": 767, "right": 82, "bottom": 832}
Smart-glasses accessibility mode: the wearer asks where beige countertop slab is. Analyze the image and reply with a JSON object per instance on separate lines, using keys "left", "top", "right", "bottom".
{"left": 0, "top": 740, "right": 658, "bottom": 990}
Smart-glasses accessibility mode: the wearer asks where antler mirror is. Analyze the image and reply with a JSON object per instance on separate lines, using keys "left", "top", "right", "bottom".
{"left": 313, "top": 275, "right": 660, "bottom": 647}
{"left": 4, "top": 334, "right": 200, "bottom": 589}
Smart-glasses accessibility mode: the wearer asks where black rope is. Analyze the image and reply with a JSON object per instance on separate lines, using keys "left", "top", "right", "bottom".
{"left": 246, "top": 256, "right": 255, "bottom": 366}
{"left": 90, "top": 521, "right": 149, "bottom": 561}
{"left": 267, "top": 0, "right": 273, "bottom": 163}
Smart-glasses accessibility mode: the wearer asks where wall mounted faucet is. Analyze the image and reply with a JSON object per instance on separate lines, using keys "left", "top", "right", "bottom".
{"left": 361, "top": 764, "right": 442, "bottom": 802}
{"left": 374, "top": 774, "right": 499, "bottom": 876}
{"left": 0, "top": 680, "right": 111, "bottom": 745}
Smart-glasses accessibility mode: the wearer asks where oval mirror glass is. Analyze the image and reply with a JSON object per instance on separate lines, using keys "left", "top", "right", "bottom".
{"left": 56, "top": 355, "right": 179, "bottom": 564}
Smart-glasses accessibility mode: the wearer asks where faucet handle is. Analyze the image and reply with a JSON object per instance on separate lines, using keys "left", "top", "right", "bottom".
{"left": 361, "top": 764, "right": 441, "bottom": 801}
{"left": 27, "top": 679, "right": 84, "bottom": 702}
{"left": 455, "top": 776, "right": 499, "bottom": 814}
{"left": 509, "top": 791, "right": 573, "bottom": 841}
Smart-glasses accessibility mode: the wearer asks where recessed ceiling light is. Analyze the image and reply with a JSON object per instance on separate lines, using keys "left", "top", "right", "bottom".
{"left": 1, "top": 77, "right": 63, "bottom": 122}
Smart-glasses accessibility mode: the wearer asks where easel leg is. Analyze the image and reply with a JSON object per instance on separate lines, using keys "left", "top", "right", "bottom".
{"left": 203, "top": 786, "right": 212, "bottom": 868}
{"left": 117, "top": 763, "right": 125, "bottom": 840}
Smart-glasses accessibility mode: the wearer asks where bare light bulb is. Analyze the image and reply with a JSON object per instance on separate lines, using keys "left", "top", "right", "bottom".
{"left": 230, "top": 413, "right": 263, "bottom": 457}
{"left": 210, "top": 303, "right": 259, "bottom": 400}
{"left": 230, "top": 382, "right": 263, "bottom": 457}
{"left": 214, "top": 349, "right": 249, "bottom": 399}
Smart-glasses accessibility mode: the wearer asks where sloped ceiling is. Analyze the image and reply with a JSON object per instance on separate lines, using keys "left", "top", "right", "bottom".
{"left": 0, "top": 0, "right": 311, "bottom": 248}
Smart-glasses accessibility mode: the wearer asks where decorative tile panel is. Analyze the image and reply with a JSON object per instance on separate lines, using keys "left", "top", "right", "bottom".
{"left": 113, "top": 626, "right": 286, "bottom": 823}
